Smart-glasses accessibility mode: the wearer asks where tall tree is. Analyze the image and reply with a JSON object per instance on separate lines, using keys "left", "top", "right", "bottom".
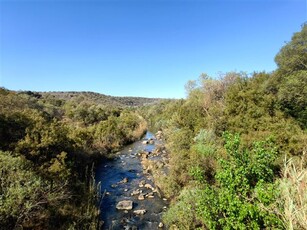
{"left": 275, "top": 23, "right": 307, "bottom": 75}
{"left": 274, "top": 23, "right": 307, "bottom": 128}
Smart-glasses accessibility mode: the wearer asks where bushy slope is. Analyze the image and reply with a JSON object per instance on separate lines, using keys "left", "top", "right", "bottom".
{"left": 39, "top": 91, "right": 162, "bottom": 107}
{"left": 0, "top": 88, "right": 148, "bottom": 229}
{"left": 140, "top": 24, "right": 307, "bottom": 229}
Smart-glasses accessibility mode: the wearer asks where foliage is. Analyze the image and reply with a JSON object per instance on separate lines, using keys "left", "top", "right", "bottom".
{"left": 1, "top": 21, "right": 306, "bottom": 230}
{"left": 164, "top": 134, "right": 283, "bottom": 229}
{"left": 163, "top": 188, "right": 203, "bottom": 230}
{"left": 41, "top": 91, "right": 160, "bottom": 108}
{"left": 0, "top": 88, "right": 148, "bottom": 229}
{"left": 274, "top": 23, "right": 307, "bottom": 128}
{"left": 145, "top": 24, "right": 307, "bottom": 230}
{"left": 275, "top": 23, "right": 307, "bottom": 75}
{"left": 277, "top": 70, "right": 307, "bottom": 128}
{"left": 223, "top": 72, "right": 306, "bottom": 155}
{"left": 0, "top": 151, "right": 70, "bottom": 229}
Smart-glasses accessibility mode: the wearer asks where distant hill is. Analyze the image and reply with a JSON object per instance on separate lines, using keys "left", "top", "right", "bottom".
{"left": 36, "top": 91, "right": 163, "bottom": 107}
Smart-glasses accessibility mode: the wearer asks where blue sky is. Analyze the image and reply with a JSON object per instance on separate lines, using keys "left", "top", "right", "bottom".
{"left": 0, "top": 0, "right": 306, "bottom": 98}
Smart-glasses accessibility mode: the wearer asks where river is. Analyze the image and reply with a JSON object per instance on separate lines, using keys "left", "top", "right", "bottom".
{"left": 95, "top": 132, "right": 168, "bottom": 229}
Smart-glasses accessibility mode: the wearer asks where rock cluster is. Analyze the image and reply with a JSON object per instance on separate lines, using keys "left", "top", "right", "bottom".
{"left": 110, "top": 132, "right": 168, "bottom": 229}
{"left": 140, "top": 144, "right": 169, "bottom": 175}
{"left": 142, "top": 138, "right": 155, "bottom": 145}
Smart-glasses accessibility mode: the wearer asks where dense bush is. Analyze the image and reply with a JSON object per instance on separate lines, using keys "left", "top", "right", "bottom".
{"left": 164, "top": 134, "right": 283, "bottom": 229}
{"left": 0, "top": 88, "right": 147, "bottom": 229}
{"left": 0, "top": 151, "right": 70, "bottom": 229}
{"left": 142, "top": 25, "right": 306, "bottom": 229}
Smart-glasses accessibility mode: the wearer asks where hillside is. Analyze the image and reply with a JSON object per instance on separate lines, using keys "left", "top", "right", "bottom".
{"left": 37, "top": 91, "right": 163, "bottom": 107}
{"left": 0, "top": 87, "right": 151, "bottom": 229}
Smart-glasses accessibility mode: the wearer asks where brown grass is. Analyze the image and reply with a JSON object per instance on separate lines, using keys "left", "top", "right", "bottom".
{"left": 279, "top": 153, "right": 307, "bottom": 230}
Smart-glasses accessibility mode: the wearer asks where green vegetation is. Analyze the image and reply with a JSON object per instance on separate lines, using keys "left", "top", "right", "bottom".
{"left": 1, "top": 25, "right": 306, "bottom": 229}
{"left": 141, "top": 24, "right": 307, "bottom": 229}
{"left": 41, "top": 91, "right": 161, "bottom": 108}
{"left": 0, "top": 89, "right": 148, "bottom": 229}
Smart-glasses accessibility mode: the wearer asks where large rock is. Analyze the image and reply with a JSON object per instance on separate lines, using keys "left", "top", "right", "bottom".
{"left": 133, "top": 209, "right": 147, "bottom": 215}
{"left": 148, "top": 140, "right": 155, "bottom": 145}
{"left": 131, "top": 189, "right": 141, "bottom": 196}
{"left": 138, "top": 194, "right": 145, "bottom": 200}
{"left": 116, "top": 200, "right": 133, "bottom": 210}
{"left": 144, "top": 183, "right": 154, "bottom": 190}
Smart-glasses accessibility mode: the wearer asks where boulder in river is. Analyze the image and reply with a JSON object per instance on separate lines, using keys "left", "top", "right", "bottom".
{"left": 144, "top": 183, "right": 154, "bottom": 190}
{"left": 141, "top": 152, "right": 149, "bottom": 159}
{"left": 138, "top": 194, "right": 145, "bottom": 200}
{"left": 142, "top": 140, "right": 149, "bottom": 145}
{"left": 116, "top": 200, "right": 133, "bottom": 210}
{"left": 148, "top": 140, "right": 155, "bottom": 145}
{"left": 146, "top": 192, "right": 155, "bottom": 198}
{"left": 131, "top": 189, "right": 141, "bottom": 196}
{"left": 118, "top": 177, "right": 128, "bottom": 184}
{"left": 133, "top": 209, "right": 147, "bottom": 215}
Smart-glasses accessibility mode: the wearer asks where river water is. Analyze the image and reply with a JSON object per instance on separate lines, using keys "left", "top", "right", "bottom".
{"left": 95, "top": 132, "right": 167, "bottom": 230}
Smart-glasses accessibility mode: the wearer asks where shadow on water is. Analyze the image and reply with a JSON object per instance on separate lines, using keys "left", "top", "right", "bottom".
{"left": 95, "top": 132, "right": 167, "bottom": 230}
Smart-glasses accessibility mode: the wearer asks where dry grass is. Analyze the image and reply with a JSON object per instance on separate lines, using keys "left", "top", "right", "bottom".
{"left": 279, "top": 153, "right": 307, "bottom": 230}
{"left": 132, "top": 117, "right": 147, "bottom": 140}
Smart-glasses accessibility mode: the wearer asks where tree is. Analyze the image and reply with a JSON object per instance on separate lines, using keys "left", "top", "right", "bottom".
{"left": 274, "top": 23, "right": 307, "bottom": 128}
{"left": 275, "top": 23, "right": 307, "bottom": 75}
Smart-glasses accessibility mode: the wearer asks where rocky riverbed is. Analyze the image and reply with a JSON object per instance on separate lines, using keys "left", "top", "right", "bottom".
{"left": 95, "top": 131, "right": 169, "bottom": 230}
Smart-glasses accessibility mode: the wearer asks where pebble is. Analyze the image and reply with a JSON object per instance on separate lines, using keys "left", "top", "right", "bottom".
{"left": 119, "top": 177, "right": 128, "bottom": 184}
{"left": 144, "top": 183, "right": 154, "bottom": 190}
{"left": 138, "top": 194, "right": 145, "bottom": 200}
{"left": 138, "top": 180, "right": 146, "bottom": 187}
{"left": 133, "top": 209, "right": 146, "bottom": 215}
{"left": 158, "top": 222, "right": 164, "bottom": 228}
{"left": 130, "top": 189, "right": 141, "bottom": 196}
